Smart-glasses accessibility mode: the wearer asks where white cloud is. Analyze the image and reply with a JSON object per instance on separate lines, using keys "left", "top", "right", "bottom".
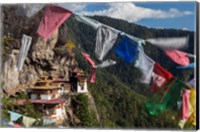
{"left": 182, "top": 27, "right": 189, "bottom": 31}
{"left": 60, "top": 3, "right": 87, "bottom": 12}
{"left": 80, "top": 3, "right": 193, "bottom": 23}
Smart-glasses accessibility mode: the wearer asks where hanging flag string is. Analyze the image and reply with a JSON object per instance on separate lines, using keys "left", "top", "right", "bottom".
{"left": 75, "top": 13, "right": 145, "bottom": 45}
{"left": 36, "top": 5, "right": 195, "bottom": 91}
{"left": 75, "top": 14, "right": 195, "bottom": 65}
{"left": 74, "top": 13, "right": 194, "bottom": 69}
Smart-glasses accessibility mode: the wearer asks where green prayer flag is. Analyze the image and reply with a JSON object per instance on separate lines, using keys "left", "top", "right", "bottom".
{"left": 164, "top": 79, "right": 187, "bottom": 107}
{"left": 145, "top": 81, "right": 172, "bottom": 116}
{"left": 145, "top": 79, "right": 187, "bottom": 116}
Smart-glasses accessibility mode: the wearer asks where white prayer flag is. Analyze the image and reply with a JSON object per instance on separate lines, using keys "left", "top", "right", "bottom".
{"left": 146, "top": 36, "right": 189, "bottom": 50}
{"left": 135, "top": 48, "right": 155, "bottom": 84}
{"left": 22, "top": 116, "right": 36, "bottom": 127}
{"left": 95, "top": 25, "right": 119, "bottom": 61}
{"left": 95, "top": 59, "right": 116, "bottom": 68}
{"left": 17, "top": 34, "right": 32, "bottom": 71}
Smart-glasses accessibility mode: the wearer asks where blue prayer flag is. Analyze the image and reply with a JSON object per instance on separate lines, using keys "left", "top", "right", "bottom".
{"left": 1, "top": 118, "right": 8, "bottom": 126}
{"left": 187, "top": 78, "right": 195, "bottom": 88}
{"left": 176, "top": 63, "right": 195, "bottom": 69}
{"left": 8, "top": 111, "right": 22, "bottom": 121}
{"left": 1, "top": 118, "right": 13, "bottom": 127}
{"left": 43, "top": 119, "right": 56, "bottom": 125}
{"left": 114, "top": 36, "right": 139, "bottom": 64}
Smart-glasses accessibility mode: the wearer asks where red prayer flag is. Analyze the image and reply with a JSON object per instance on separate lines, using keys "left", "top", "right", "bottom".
{"left": 37, "top": 5, "right": 72, "bottom": 40}
{"left": 164, "top": 50, "right": 190, "bottom": 66}
{"left": 182, "top": 89, "right": 191, "bottom": 120}
{"left": 82, "top": 52, "right": 96, "bottom": 83}
{"left": 82, "top": 52, "right": 96, "bottom": 67}
{"left": 151, "top": 63, "right": 173, "bottom": 93}
{"left": 89, "top": 68, "right": 96, "bottom": 83}
{"left": 14, "top": 123, "right": 21, "bottom": 128}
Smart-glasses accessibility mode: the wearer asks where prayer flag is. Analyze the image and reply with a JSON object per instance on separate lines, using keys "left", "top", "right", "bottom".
{"left": 22, "top": 116, "right": 36, "bottom": 127}
{"left": 114, "top": 36, "right": 139, "bottom": 64}
{"left": 89, "top": 68, "right": 96, "bottom": 83}
{"left": 95, "top": 25, "right": 119, "bottom": 61}
{"left": 188, "top": 89, "right": 196, "bottom": 126}
{"left": 14, "top": 123, "right": 21, "bottom": 128}
{"left": 178, "top": 119, "right": 187, "bottom": 129}
{"left": 7, "top": 121, "right": 14, "bottom": 127}
{"left": 162, "top": 79, "right": 187, "bottom": 107}
{"left": 8, "top": 111, "right": 22, "bottom": 121}
{"left": 145, "top": 80, "right": 174, "bottom": 116}
{"left": 145, "top": 79, "right": 187, "bottom": 116}
{"left": 182, "top": 89, "right": 192, "bottom": 121}
{"left": 17, "top": 34, "right": 32, "bottom": 71}
{"left": 82, "top": 52, "right": 116, "bottom": 83}
{"left": 120, "top": 32, "right": 145, "bottom": 46}
{"left": 179, "top": 88, "right": 196, "bottom": 128}
{"left": 1, "top": 118, "right": 9, "bottom": 126}
{"left": 186, "top": 53, "right": 196, "bottom": 59}
{"left": 176, "top": 63, "right": 195, "bottom": 69}
{"left": 95, "top": 59, "right": 116, "bottom": 68}
{"left": 164, "top": 50, "right": 190, "bottom": 66}
{"left": 187, "top": 78, "right": 195, "bottom": 88}
{"left": 146, "top": 36, "right": 189, "bottom": 50}
{"left": 1, "top": 119, "right": 14, "bottom": 127}
{"left": 82, "top": 52, "right": 96, "bottom": 67}
{"left": 43, "top": 119, "right": 56, "bottom": 125}
{"left": 150, "top": 63, "right": 173, "bottom": 93}
{"left": 82, "top": 52, "right": 116, "bottom": 68}
{"left": 135, "top": 48, "right": 155, "bottom": 84}
{"left": 75, "top": 15, "right": 101, "bottom": 30}
{"left": 37, "top": 5, "right": 72, "bottom": 40}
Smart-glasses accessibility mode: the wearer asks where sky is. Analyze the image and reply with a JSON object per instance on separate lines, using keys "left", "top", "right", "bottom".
{"left": 60, "top": 2, "right": 196, "bottom": 31}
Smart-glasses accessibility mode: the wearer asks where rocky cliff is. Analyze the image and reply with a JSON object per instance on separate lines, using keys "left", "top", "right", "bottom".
{"left": 2, "top": 5, "right": 77, "bottom": 96}
{"left": 1, "top": 5, "right": 100, "bottom": 127}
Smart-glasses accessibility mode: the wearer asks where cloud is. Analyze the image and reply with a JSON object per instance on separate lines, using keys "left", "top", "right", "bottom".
{"left": 182, "top": 27, "right": 189, "bottom": 31}
{"left": 80, "top": 3, "right": 193, "bottom": 23}
{"left": 60, "top": 3, "right": 87, "bottom": 12}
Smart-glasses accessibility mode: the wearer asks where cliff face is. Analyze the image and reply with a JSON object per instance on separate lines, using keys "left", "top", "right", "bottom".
{"left": 1, "top": 5, "right": 100, "bottom": 127}
{"left": 2, "top": 5, "right": 77, "bottom": 95}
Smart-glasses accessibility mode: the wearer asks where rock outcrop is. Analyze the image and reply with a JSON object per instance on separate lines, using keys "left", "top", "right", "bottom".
{"left": 2, "top": 5, "right": 77, "bottom": 95}
{"left": 1, "top": 5, "right": 100, "bottom": 128}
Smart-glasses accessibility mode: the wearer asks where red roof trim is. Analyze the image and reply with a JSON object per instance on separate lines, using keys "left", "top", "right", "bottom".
{"left": 30, "top": 99, "right": 66, "bottom": 104}
{"left": 75, "top": 75, "right": 87, "bottom": 78}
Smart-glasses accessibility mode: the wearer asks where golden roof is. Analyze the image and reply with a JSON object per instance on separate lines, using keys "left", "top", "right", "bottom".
{"left": 29, "top": 85, "right": 61, "bottom": 90}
